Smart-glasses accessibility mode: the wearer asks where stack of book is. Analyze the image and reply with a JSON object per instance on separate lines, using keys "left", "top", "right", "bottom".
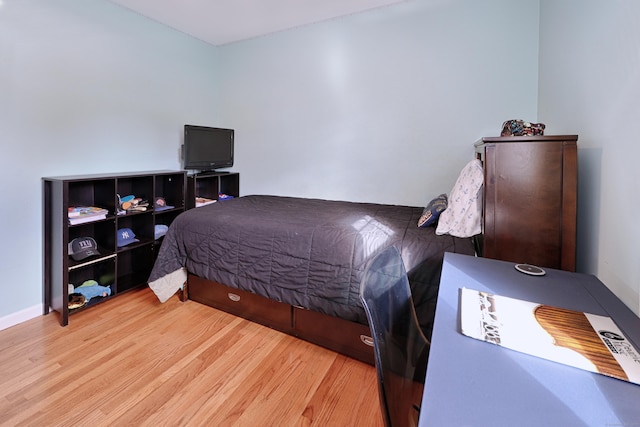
{"left": 196, "top": 197, "right": 216, "bottom": 208}
{"left": 68, "top": 206, "right": 108, "bottom": 225}
{"left": 195, "top": 197, "right": 216, "bottom": 207}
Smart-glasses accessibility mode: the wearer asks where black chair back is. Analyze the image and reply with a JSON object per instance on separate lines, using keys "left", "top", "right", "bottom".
{"left": 360, "top": 246, "right": 430, "bottom": 427}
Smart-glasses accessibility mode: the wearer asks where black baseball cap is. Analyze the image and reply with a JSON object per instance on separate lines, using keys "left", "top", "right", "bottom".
{"left": 68, "top": 237, "right": 100, "bottom": 261}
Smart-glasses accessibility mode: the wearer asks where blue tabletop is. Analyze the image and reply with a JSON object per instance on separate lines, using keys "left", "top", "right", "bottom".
{"left": 419, "top": 253, "right": 640, "bottom": 427}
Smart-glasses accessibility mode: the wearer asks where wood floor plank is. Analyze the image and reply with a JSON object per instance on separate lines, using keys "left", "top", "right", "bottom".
{"left": 220, "top": 339, "right": 337, "bottom": 426}
{"left": 0, "top": 288, "right": 383, "bottom": 426}
{"left": 302, "top": 355, "right": 383, "bottom": 426}
{"left": 131, "top": 322, "right": 291, "bottom": 425}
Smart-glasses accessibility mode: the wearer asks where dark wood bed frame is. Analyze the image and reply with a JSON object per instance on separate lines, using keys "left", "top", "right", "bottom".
{"left": 183, "top": 273, "right": 375, "bottom": 365}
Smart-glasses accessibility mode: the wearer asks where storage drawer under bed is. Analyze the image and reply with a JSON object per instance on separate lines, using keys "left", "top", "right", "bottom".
{"left": 187, "top": 273, "right": 374, "bottom": 365}
{"left": 293, "top": 307, "right": 374, "bottom": 364}
{"left": 187, "top": 274, "right": 293, "bottom": 333}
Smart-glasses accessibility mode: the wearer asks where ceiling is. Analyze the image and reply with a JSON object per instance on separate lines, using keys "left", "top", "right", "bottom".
{"left": 107, "top": 0, "right": 408, "bottom": 46}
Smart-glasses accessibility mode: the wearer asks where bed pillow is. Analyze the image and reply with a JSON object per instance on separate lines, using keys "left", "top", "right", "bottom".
{"left": 435, "top": 159, "right": 484, "bottom": 238}
{"left": 418, "top": 193, "right": 448, "bottom": 228}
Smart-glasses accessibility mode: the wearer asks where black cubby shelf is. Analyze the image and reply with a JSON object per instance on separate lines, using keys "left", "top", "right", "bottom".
{"left": 43, "top": 170, "right": 186, "bottom": 326}
{"left": 186, "top": 172, "right": 239, "bottom": 209}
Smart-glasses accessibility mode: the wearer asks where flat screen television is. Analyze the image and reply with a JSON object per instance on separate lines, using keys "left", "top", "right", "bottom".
{"left": 182, "top": 124, "right": 234, "bottom": 172}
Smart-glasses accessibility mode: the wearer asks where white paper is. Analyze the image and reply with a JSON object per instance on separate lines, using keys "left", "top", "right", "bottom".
{"left": 460, "top": 287, "right": 640, "bottom": 385}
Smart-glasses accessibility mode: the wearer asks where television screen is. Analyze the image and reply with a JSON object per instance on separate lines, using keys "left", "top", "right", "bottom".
{"left": 183, "top": 125, "right": 234, "bottom": 172}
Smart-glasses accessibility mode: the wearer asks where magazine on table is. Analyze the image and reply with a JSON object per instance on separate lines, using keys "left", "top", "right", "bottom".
{"left": 459, "top": 287, "right": 640, "bottom": 385}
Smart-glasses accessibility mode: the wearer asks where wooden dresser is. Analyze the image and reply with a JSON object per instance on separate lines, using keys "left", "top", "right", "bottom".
{"left": 474, "top": 135, "right": 578, "bottom": 271}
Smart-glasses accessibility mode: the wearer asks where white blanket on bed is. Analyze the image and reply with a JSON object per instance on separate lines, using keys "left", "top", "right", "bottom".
{"left": 148, "top": 267, "right": 187, "bottom": 303}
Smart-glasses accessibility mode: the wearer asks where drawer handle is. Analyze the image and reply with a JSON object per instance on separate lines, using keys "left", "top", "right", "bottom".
{"left": 360, "top": 335, "right": 374, "bottom": 347}
{"left": 227, "top": 292, "right": 241, "bottom": 302}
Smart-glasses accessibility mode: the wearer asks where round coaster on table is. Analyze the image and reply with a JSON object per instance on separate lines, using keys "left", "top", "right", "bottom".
{"left": 515, "top": 263, "right": 546, "bottom": 276}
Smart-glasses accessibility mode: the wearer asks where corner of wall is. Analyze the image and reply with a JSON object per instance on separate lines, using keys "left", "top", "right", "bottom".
{"left": 0, "top": 304, "right": 42, "bottom": 332}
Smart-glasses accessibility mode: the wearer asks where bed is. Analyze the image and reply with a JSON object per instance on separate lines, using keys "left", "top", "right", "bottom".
{"left": 148, "top": 185, "right": 479, "bottom": 364}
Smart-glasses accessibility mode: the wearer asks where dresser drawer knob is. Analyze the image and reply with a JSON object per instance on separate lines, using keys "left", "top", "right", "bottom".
{"left": 360, "top": 334, "right": 374, "bottom": 347}
{"left": 227, "top": 293, "right": 241, "bottom": 302}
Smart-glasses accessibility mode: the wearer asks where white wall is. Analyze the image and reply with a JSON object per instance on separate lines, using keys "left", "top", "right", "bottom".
{"left": 0, "top": 0, "right": 221, "bottom": 326}
{"left": 3, "top": 0, "right": 636, "bottom": 330}
{"left": 0, "top": 0, "right": 542, "bottom": 327}
{"left": 218, "top": 0, "right": 540, "bottom": 206}
{"left": 538, "top": 0, "right": 640, "bottom": 315}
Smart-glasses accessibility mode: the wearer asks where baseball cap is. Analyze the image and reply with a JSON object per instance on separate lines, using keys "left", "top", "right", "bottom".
{"left": 117, "top": 228, "right": 140, "bottom": 247}
{"left": 154, "top": 197, "right": 174, "bottom": 212}
{"left": 154, "top": 224, "right": 169, "bottom": 239}
{"left": 68, "top": 237, "right": 100, "bottom": 261}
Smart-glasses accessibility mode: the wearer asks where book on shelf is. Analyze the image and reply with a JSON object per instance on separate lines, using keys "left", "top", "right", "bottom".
{"left": 69, "top": 213, "right": 107, "bottom": 225}
{"left": 68, "top": 206, "right": 108, "bottom": 218}
{"left": 68, "top": 206, "right": 108, "bottom": 225}
{"left": 195, "top": 197, "right": 216, "bottom": 207}
{"left": 459, "top": 287, "right": 640, "bottom": 385}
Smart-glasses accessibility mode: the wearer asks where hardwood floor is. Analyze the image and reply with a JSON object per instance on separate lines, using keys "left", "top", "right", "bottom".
{"left": 0, "top": 288, "right": 383, "bottom": 426}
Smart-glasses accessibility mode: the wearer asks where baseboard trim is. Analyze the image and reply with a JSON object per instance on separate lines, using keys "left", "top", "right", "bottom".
{"left": 0, "top": 305, "right": 42, "bottom": 331}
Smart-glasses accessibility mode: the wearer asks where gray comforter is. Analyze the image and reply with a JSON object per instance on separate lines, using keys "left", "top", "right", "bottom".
{"left": 148, "top": 195, "right": 475, "bottom": 337}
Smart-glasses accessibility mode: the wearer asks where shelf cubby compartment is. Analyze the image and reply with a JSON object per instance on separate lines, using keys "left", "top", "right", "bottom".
{"left": 117, "top": 245, "right": 155, "bottom": 293}
{"left": 194, "top": 176, "right": 219, "bottom": 200}
{"left": 68, "top": 218, "right": 116, "bottom": 256}
{"left": 116, "top": 211, "right": 154, "bottom": 248}
{"left": 155, "top": 173, "right": 186, "bottom": 211}
{"left": 68, "top": 178, "right": 116, "bottom": 214}
{"left": 219, "top": 175, "right": 239, "bottom": 199}
{"left": 116, "top": 175, "right": 153, "bottom": 214}
{"left": 68, "top": 256, "right": 116, "bottom": 313}
{"left": 186, "top": 172, "right": 240, "bottom": 209}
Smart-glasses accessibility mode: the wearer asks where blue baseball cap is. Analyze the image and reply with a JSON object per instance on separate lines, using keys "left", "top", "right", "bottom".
{"left": 117, "top": 228, "right": 139, "bottom": 247}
